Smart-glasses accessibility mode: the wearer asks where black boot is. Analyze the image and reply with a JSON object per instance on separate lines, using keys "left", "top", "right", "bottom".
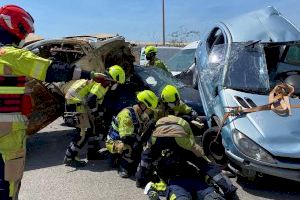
{"left": 63, "top": 156, "right": 87, "bottom": 168}
{"left": 214, "top": 176, "right": 237, "bottom": 200}
{"left": 118, "top": 165, "right": 130, "bottom": 178}
{"left": 64, "top": 142, "right": 87, "bottom": 168}
{"left": 87, "top": 148, "right": 110, "bottom": 160}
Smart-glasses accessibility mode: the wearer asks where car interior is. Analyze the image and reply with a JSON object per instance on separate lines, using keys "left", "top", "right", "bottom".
{"left": 265, "top": 43, "right": 300, "bottom": 96}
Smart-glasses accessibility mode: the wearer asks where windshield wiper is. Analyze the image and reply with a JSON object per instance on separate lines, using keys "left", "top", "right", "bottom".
{"left": 245, "top": 40, "right": 261, "bottom": 48}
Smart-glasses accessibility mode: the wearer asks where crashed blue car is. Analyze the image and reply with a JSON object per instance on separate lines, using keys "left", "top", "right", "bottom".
{"left": 196, "top": 6, "right": 300, "bottom": 182}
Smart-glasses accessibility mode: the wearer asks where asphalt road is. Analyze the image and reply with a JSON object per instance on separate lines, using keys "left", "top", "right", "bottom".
{"left": 19, "top": 118, "right": 300, "bottom": 200}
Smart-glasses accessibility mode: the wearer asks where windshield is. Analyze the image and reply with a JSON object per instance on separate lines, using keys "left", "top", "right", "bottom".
{"left": 134, "top": 65, "right": 186, "bottom": 95}
{"left": 209, "top": 43, "right": 270, "bottom": 93}
{"left": 166, "top": 48, "right": 196, "bottom": 71}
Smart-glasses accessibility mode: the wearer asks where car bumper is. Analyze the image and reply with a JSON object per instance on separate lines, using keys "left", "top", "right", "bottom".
{"left": 226, "top": 150, "right": 300, "bottom": 182}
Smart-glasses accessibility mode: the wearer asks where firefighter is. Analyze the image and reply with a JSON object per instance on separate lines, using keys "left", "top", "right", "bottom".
{"left": 159, "top": 85, "right": 198, "bottom": 119}
{"left": 0, "top": 5, "right": 109, "bottom": 200}
{"left": 106, "top": 90, "right": 158, "bottom": 178}
{"left": 135, "top": 116, "right": 237, "bottom": 200}
{"left": 63, "top": 65, "right": 126, "bottom": 167}
{"left": 145, "top": 46, "right": 169, "bottom": 72}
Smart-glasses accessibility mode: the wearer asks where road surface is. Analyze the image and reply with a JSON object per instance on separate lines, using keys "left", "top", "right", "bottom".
{"left": 19, "top": 119, "right": 300, "bottom": 200}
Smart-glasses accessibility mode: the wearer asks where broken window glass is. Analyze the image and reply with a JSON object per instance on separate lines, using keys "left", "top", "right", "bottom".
{"left": 224, "top": 43, "right": 269, "bottom": 94}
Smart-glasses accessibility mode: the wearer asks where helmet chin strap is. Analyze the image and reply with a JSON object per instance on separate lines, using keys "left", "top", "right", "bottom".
{"left": 138, "top": 102, "right": 147, "bottom": 112}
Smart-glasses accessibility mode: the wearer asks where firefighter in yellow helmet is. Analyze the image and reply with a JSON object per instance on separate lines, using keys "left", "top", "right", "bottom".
{"left": 145, "top": 46, "right": 169, "bottom": 73}
{"left": 106, "top": 90, "right": 158, "bottom": 178}
{"left": 159, "top": 85, "right": 198, "bottom": 119}
{"left": 63, "top": 65, "right": 126, "bottom": 167}
{"left": 136, "top": 115, "right": 237, "bottom": 200}
{"left": 0, "top": 5, "right": 110, "bottom": 200}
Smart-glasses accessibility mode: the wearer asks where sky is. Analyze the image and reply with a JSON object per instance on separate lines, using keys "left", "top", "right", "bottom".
{"left": 1, "top": 0, "right": 300, "bottom": 42}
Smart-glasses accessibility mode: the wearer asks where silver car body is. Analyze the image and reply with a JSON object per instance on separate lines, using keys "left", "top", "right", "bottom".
{"left": 196, "top": 6, "right": 300, "bottom": 182}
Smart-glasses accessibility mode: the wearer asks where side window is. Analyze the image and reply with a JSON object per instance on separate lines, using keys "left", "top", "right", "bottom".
{"left": 284, "top": 45, "right": 300, "bottom": 66}
{"left": 206, "top": 28, "right": 225, "bottom": 53}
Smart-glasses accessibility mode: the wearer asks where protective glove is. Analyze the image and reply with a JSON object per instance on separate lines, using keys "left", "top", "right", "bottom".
{"left": 114, "top": 141, "right": 132, "bottom": 154}
{"left": 90, "top": 71, "right": 116, "bottom": 87}
{"left": 114, "top": 141, "right": 125, "bottom": 154}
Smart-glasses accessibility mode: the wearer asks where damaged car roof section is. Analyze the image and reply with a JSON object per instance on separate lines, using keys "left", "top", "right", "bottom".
{"left": 218, "top": 6, "right": 300, "bottom": 43}
{"left": 24, "top": 35, "right": 135, "bottom": 75}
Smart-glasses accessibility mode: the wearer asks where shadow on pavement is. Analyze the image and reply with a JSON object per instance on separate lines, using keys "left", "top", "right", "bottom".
{"left": 236, "top": 175, "right": 300, "bottom": 200}
{"left": 25, "top": 129, "right": 113, "bottom": 173}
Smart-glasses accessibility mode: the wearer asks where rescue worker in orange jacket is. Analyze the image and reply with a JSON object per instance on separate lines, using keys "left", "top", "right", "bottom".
{"left": 0, "top": 5, "right": 108, "bottom": 200}
{"left": 63, "top": 65, "right": 126, "bottom": 167}
{"left": 106, "top": 90, "right": 159, "bottom": 178}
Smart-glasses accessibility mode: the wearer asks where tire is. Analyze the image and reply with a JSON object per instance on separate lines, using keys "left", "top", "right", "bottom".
{"left": 202, "top": 126, "right": 228, "bottom": 167}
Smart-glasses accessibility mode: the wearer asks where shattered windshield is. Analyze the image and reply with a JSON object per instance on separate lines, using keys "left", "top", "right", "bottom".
{"left": 209, "top": 43, "right": 269, "bottom": 93}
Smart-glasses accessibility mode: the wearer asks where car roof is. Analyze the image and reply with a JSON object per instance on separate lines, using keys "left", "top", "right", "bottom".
{"left": 221, "top": 6, "right": 300, "bottom": 42}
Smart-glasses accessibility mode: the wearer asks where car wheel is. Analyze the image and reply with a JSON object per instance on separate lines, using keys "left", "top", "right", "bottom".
{"left": 192, "top": 68, "right": 198, "bottom": 89}
{"left": 202, "top": 126, "right": 228, "bottom": 168}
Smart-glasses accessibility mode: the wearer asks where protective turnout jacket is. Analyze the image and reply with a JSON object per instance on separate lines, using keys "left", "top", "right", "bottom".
{"left": 106, "top": 107, "right": 141, "bottom": 153}
{"left": 136, "top": 115, "right": 206, "bottom": 183}
{"left": 147, "top": 58, "right": 169, "bottom": 72}
{"left": 0, "top": 46, "right": 52, "bottom": 81}
{"left": 64, "top": 79, "right": 108, "bottom": 109}
{"left": 159, "top": 100, "right": 193, "bottom": 118}
{"left": 0, "top": 45, "right": 53, "bottom": 198}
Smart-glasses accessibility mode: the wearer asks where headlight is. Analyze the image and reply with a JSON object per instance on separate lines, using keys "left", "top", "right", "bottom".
{"left": 232, "top": 129, "right": 276, "bottom": 164}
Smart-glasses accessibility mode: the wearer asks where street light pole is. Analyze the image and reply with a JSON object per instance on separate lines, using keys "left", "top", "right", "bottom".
{"left": 162, "top": 0, "right": 165, "bottom": 45}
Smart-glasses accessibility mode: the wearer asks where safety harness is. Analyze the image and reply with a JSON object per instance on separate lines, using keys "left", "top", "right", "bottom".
{"left": 108, "top": 107, "right": 139, "bottom": 140}
{"left": 215, "top": 83, "right": 300, "bottom": 141}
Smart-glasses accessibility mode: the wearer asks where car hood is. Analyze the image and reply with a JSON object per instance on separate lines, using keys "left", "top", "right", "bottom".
{"left": 223, "top": 89, "right": 300, "bottom": 158}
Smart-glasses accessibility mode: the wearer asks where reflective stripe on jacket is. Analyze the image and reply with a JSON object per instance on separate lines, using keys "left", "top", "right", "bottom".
{"left": 0, "top": 46, "right": 52, "bottom": 81}
{"left": 110, "top": 107, "right": 139, "bottom": 139}
{"left": 0, "top": 76, "right": 26, "bottom": 113}
{"left": 64, "top": 79, "right": 108, "bottom": 105}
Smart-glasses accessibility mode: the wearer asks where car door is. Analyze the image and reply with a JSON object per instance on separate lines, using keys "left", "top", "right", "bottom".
{"left": 197, "top": 27, "right": 227, "bottom": 116}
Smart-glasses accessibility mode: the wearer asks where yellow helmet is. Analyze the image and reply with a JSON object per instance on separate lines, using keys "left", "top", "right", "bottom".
{"left": 108, "top": 65, "right": 125, "bottom": 84}
{"left": 161, "top": 85, "right": 180, "bottom": 103}
{"left": 145, "top": 46, "right": 157, "bottom": 56}
{"left": 136, "top": 90, "right": 158, "bottom": 109}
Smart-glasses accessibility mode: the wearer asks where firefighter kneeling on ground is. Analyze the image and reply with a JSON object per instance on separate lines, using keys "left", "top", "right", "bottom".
{"left": 159, "top": 85, "right": 198, "bottom": 119}
{"left": 135, "top": 115, "right": 237, "bottom": 200}
{"left": 63, "top": 65, "right": 126, "bottom": 167}
{"left": 0, "top": 5, "right": 108, "bottom": 200}
{"left": 106, "top": 90, "right": 159, "bottom": 178}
